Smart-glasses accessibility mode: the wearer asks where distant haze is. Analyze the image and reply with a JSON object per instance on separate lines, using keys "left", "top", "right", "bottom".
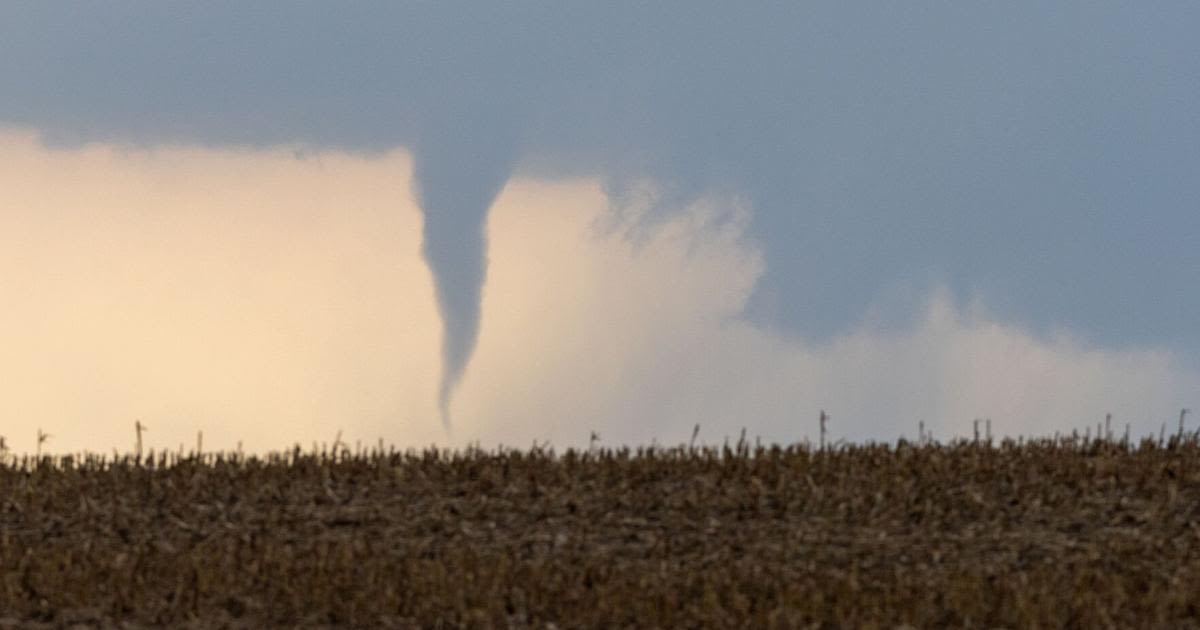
{"left": 1, "top": 4, "right": 1197, "bottom": 450}
{"left": 1, "top": 132, "right": 1194, "bottom": 454}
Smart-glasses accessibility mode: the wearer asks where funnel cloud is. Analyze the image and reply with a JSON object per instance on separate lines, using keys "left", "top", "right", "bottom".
{"left": 413, "top": 114, "right": 516, "bottom": 428}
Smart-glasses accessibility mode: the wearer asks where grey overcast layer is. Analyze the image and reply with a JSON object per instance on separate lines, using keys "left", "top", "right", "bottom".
{"left": 2, "top": 3, "right": 1198, "bottom": 436}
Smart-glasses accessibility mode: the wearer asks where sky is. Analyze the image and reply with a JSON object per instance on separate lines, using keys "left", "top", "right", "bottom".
{"left": 0, "top": 4, "right": 1197, "bottom": 453}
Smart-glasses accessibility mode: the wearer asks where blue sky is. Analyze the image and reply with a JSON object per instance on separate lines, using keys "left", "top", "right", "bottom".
{"left": 0, "top": 4, "right": 1196, "bottom": 450}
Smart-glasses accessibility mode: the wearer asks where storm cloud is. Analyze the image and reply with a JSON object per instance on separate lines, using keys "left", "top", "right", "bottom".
{"left": 1, "top": 3, "right": 1197, "bottom": 433}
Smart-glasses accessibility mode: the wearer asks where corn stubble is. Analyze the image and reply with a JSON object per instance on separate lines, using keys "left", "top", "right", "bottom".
{"left": 1, "top": 435, "right": 1199, "bottom": 628}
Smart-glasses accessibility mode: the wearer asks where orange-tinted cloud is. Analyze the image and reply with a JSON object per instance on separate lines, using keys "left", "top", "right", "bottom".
{"left": 1, "top": 130, "right": 1195, "bottom": 454}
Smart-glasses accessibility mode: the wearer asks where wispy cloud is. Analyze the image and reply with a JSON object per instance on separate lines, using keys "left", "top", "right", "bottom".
{"left": 460, "top": 179, "right": 1195, "bottom": 447}
{"left": 1, "top": 131, "right": 1193, "bottom": 453}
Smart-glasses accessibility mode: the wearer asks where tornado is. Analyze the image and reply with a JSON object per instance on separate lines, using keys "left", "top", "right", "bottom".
{"left": 413, "top": 116, "right": 516, "bottom": 431}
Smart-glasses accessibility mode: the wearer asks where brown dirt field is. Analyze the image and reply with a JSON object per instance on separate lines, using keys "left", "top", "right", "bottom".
{"left": 1, "top": 436, "right": 1199, "bottom": 628}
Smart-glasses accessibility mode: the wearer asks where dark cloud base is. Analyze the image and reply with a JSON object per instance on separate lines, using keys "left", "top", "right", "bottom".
{"left": 2, "top": 2, "right": 1197, "bottom": 362}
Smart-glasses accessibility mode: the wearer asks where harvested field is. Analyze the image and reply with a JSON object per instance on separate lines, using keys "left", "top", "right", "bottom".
{"left": 2, "top": 435, "right": 1200, "bottom": 628}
